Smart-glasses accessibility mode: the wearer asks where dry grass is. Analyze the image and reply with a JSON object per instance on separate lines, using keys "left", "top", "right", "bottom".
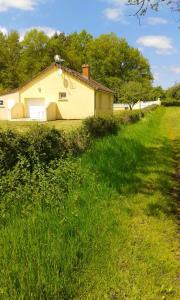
{"left": 0, "top": 119, "right": 82, "bottom": 132}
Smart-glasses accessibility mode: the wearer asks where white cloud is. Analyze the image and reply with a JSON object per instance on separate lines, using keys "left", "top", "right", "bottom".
{"left": 0, "top": 0, "right": 40, "bottom": 12}
{"left": 146, "top": 17, "right": 168, "bottom": 25}
{"left": 170, "top": 67, "right": 180, "bottom": 74}
{"left": 20, "top": 26, "right": 61, "bottom": 40}
{"left": 0, "top": 26, "right": 7, "bottom": 35}
{"left": 104, "top": 7, "right": 123, "bottom": 21}
{"left": 137, "top": 35, "right": 174, "bottom": 54}
{"left": 103, "top": 0, "right": 127, "bottom": 22}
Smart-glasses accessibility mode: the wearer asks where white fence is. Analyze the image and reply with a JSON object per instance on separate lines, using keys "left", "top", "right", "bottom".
{"left": 113, "top": 100, "right": 161, "bottom": 111}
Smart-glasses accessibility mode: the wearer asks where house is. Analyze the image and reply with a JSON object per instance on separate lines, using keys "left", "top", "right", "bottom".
{"left": 0, "top": 63, "right": 113, "bottom": 121}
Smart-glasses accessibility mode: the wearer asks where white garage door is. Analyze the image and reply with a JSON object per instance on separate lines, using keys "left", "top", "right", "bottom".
{"left": 26, "top": 99, "right": 45, "bottom": 120}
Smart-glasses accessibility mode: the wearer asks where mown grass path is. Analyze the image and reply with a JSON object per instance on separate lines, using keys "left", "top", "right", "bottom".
{"left": 77, "top": 107, "right": 180, "bottom": 299}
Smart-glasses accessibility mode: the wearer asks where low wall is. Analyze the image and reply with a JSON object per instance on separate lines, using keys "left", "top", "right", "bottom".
{"left": 113, "top": 100, "right": 161, "bottom": 111}
{"left": 0, "top": 108, "right": 8, "bottom": 120}
{"left": 46, "top": 102, "right": 57, "bottom": 121}
{"left": 10, "top": 103, "right": 24, "bottom": 119}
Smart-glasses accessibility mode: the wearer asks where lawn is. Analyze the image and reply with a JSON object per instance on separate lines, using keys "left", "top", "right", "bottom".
{"left": 0, "top": 107, "right": 179, "bottom": 299}
{"left": 0, "top": 111, "right": 126, "bottom": 133}
{"left": 0, "top": 119, "right": 82, "bottom": 132}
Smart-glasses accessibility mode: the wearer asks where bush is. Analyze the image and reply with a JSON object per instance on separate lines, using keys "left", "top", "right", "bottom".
{"left": 0, "top": 130, "right": 19, "bottom": 176}
{"left": 0, "top": 105, "right": 158, "bottom": 175}
{"left": 83, "top": 116, "right": 119, "bottom": 138}
{"left": 0, "top": 126, "right": 69, "bottom": 175}
{"left": 66, "top": 128, "right": 91, "bottom": 155}
{"left": 115, "top": 110, "right": 141, "bottom": 125}
{"left": 161, "top": 99, "right": 180, "bottom": 107}
{"left": 24, "top": 125, "right": 68, "bottom": 164}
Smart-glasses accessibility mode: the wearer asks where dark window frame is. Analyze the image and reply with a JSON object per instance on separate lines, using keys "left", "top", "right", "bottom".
{"left": 59, "top": 92, "right": 67, "bottom": 100}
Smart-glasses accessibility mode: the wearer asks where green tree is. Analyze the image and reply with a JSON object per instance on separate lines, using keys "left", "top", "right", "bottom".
{"left": 18, "top": 29, "right": 50, "bottom": 84}
{"left": 119, "top": 81, "right": 151, "bottom": 109}
{"left": 150, "top": 86, "right": 165, "bottom": 101}
{"left": 86, "top": 33, "right": 152, "bottom": 87}
{"left": 65, "top": 30, "right": 93, "bottom": 72}
{"left": 0, "top": 32, "right": 7, "bottom": 91}
{"left": 0, "top": 31, "right": 20, "bottom": 90}
{"left": 166, "top": 83, "right": 180, "bottom": 100}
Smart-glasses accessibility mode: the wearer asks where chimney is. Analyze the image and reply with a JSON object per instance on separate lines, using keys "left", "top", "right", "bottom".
{"left": 82, "top": 64, "right": 90, "bottom": 79}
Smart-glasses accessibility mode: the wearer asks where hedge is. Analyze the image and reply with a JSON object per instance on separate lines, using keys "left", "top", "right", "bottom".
{"left": 161, "top": 100, "right": 180, "bottom": 107}
{"left": 0, "top": 105, "right": 158, "bottom": 175}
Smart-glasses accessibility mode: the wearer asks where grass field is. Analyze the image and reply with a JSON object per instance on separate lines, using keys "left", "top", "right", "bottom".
{"left": 0, "top": 107, "right": 179, "bottom": 299}
{"left": 0, "top": 119, "right": 82, "bottom": 132}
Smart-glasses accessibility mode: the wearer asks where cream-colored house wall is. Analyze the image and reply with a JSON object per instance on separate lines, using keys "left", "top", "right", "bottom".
{"left": 0, "top": 91, "right": 19, "bottom": 107}
{"left": 95, "top": 92, "right": 113, "bottom": 116}
{"left": 20, "top": 66, "right": 95, "bottom": 120}
{"left": 0, "top": 92, "right": 20, "bottom": 120}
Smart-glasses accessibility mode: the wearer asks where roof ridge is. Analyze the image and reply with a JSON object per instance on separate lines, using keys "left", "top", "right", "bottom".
{"left": 0, "top": 63, "right": 113, "bottom": 96}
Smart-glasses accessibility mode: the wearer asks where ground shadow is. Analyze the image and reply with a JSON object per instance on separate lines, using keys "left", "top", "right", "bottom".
{"left": 85, "top": 134, "right": 179, "bottom": 218}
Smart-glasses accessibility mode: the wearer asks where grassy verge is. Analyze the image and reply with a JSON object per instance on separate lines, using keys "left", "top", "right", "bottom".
{"left": 0, "top": 119, "right": 82, "bottom": 132}
{"left": 0, "top": 107, "right": 179, "bottom": 299}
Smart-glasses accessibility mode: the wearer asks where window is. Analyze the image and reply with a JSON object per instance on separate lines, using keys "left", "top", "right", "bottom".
{"left": 59, "top": 92, "right": 67, "bottom": 100}
{"left": 0, "top": 100, "right": 4, "bottom": 106}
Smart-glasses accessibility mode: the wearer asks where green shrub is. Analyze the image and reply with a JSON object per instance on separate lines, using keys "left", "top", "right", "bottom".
{"left": 0, "top": 157, "right": 82, "bottom": 225}
{"left": 115, "top": 110, "right": 141, "bottom": 125}
{"left": 66, "top": 128, "right": 91, "bottom": 155}
{"left": 0, "top": 130, "right": 19, "bottom": 176}
{"left": 24, "top": 125, "right": 68, "bottom": 164}
{"left": 162, "top": 99, "right": 180, "bottom": 107}
{"left": 0, "top": 126, "right": 70, "bottom": 175}
{"left": 0, "top": 106, "right": 158, "bottom": 175}
{"left": 83, "top": 116, "right": 119, "bottom": 138}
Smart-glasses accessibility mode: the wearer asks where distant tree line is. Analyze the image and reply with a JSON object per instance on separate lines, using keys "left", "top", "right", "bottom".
{"left": 0, "top": 28, "right": 178, "bottom": 106}
{"left": 0, "top": 29, "right": 152, "bottom": 91}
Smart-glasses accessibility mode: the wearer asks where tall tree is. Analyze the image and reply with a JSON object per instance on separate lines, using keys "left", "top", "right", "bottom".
{"left": 0, "top": 31, "right": 20, "bottom": 91}
{"left": 18, "top": 29, "right": 50, "bottom": 84}
{"left": 86, "top": 33, "right": 152, "bottom": 87}
{"left": 0, "top": 32, "right": 7, "bottom": 92}
{"left": 5, "top": 31, "right": 21, "bottom": 89}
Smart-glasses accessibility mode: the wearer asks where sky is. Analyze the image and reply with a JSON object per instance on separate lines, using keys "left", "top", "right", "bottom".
{"left": 0, "top": 0, "right": 179, "bottom": 88}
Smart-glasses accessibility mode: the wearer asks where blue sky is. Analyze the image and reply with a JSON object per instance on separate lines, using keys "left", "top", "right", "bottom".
{"left": 0, "top": 0, "right": 179, "bottom": 88}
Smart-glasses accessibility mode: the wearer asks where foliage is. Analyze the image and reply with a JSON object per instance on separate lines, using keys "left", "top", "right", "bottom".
{"left": 86, "top": 33, "right": 152, "bottom": 86}
{"left": 166, "top": 83, "right": 180, "bottom": 101}
{"left": 118, "top": 80, "right": 151, "bottom": 109}
{"left": 150, "top": 85, "right": 166, "bottom": 101}
{"left": 0, "top": 30, "right": 152, "bottom": 93}
{"left": 0, "top": 107, "right": 158, "bottom": 176}
{"left": 83, "top": 116, "right": 120, "bottom": 138}
{"left": 162, "top": 100, "right": 180, "bottom": 107}
{"left": 0, "top": 130, "right": 19, "bottom": 176}
{"left": 0, "top": 126, "right": 68, "bottom": 175}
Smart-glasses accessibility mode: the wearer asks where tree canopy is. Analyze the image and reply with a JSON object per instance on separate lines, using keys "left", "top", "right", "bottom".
{"left": 166, "top": 82, "right": 180, "bottom": 100}
{"left": 0, "top": 29, "right": 153, "bottom": 97}
{"left": 119, "top": 80, "right": 152, "bottom": 109}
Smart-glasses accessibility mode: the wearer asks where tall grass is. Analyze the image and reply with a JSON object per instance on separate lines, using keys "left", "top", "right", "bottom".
{"left": 0, "top": 107, "right": 179, "bottom": 299}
